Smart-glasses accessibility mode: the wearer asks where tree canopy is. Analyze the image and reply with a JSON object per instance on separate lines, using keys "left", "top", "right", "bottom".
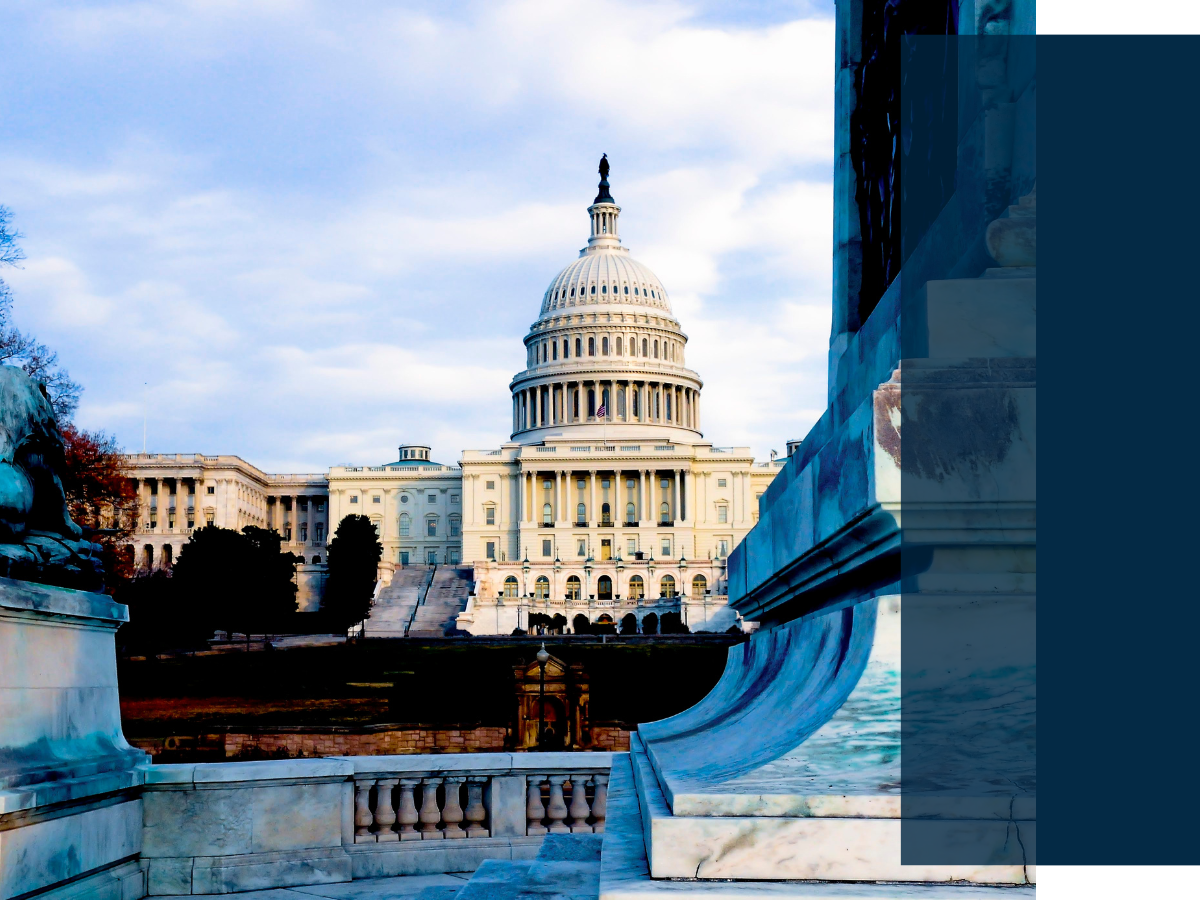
{"left": 171, "top": 525, "right": 300, "bottom": 638}
{"left": 322, "top": 514, "right": 382, "bottom": 630}
{"left": 59, "top": 423, "right": 139, "bottom": 588}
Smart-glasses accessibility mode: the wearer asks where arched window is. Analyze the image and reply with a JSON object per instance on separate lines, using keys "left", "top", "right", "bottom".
{"left": 163, "top": 544, "right": 173, "bottom": 566}
{"left": 692, "top": 574, "right": 708, "bottom": 596}
{"left": 616, "top": 337, "right": 623, "bottom": 355}
{"left": 654, "top": 340, "right": 659, "bottom": 358}
{"left": 399, "top": 513, "right": 411, "bottom": 536}
{"left": 601, "top": 502, "right": 611, "bottom": 525}
{"left": 563, "top": 339, "right": 570, "bottom": 358}
{"left": 535, "top": 576, "right": 550, "bottom": 599}
{"left": 575, "top": 337, "right": 582, "bottom": 356}
{"left": 588, "top": 337, "right": 595, "bottom": 356}
{"left": 666, "top": 393, "right": 672, "bottom": 420}
{"left": 571, "top": 286, "right": 576, "bottom": 297}
{"left": 566, "top": 576, "right": 581, "bottom": 601}
{"left": 576, "top": 502, "right": 586, "bottom": 524}
{"left": 590, "top": 284, "right": 596, "bottom": 295}
{"left": 542, "top": 503, "right": 553, "bottom": 525}
{"left": 602, "top": 336, "right": 609, "bottom": 354}
{"left": 626, "top": 501, "right": 636, "bottom": 523}
{"left": 312, "top": 555, "right": 321, "bottom": 564}
{"left": 588, "top": 389, "right": 595, "bottom": 417}
{"left": 503, "top": 576, "right": 519, "bottom": 598}
{"left": 598, "top": 575, "right": 613, "bottom": 601}
{"left": 660, "top": 502, "right": 670, "bottom": 523}
{"left": 634, "top": 286, "right": 639, "bottom": 295}
{"left": 552, "top": 341, "right": 558, "bottom": 360}
{"left": 624, "top": 284, "right": 629, "bottom": 294}
{"left": 629, "top": 575, "right": 644, "bottom": 599}
{"left": 573, "top": 390, "right": 580, "bottom": 417}
{"left": 632, "top": 389, "right": 639, "bottom": 418}
{"left": 617, "top": 389, "right": 626, "bottom": 418}
{"left": 602, "top": 284, "right": 607, "bottom": 294}
{"left": 660, "top": 575, "right": 677, "bottom": 598}
{"left": 642, "top": 338, "right": 648, "bottom": 356}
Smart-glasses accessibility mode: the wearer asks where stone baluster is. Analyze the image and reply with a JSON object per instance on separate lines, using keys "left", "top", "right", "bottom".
{"left": 465, "top": 777, "right": 489, "bottom": 838}
{"left": 442, "top": 776, "right": 466, "bottom": 839}
{"left": 591, "top": 774, "right": 609, "bottom": 833}
{"left": 546, "top": 774, "right": 571, "bottom": 834}
{"left": 354, "top": 778, "right": 376, "bottom": 842}
{"left": 419, "top": 777, "right": 444, "bottom": 839}
{"left": 568, "top": 774, "right": 592, "bottom": 833}
{"left": 373, "top": 778, "right": 399, "bottom": 841}
{"left": 526, "top": 775, "right": 548, "bottom": 835}
{"left": 397, "top": 779, "right": 421, "bottom": 841}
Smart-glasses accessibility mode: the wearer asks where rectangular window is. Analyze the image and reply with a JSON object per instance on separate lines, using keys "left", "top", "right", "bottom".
{"left": 187, "top": 518, "right": 194, "bottom": 529}
{"left": 450, "top": 519, "right": 460, "bottom": 537}
{"left": 372, "top": 496, "right": 381, "bottom": 504}
{"left": 427, "top": 550, "right": 438, "bottom": 564}
{"left": 543, "top": 480, "right": 552, "bottom": 490}
{"left": 285, "top": 527, "right": 292, "bottom": 541}
{"left": 427, "top": 520, "right": 437, "bottom": 536}
{"left": 486, "top": 542, "right": 496, "bottom": 560}
{"left": 627, "top": 538, "right": 637, "bottom": 555}
{"left": 428, "top": 494, "right": 437, "bottom": 503}
{"left": 315, "top": 500, "right": 324, "bottom": 510}
{"left": 542, "top": 539, "right": 552, "bottom": 557}
{"left": 400, "top": 550, "right": 410, "bottom": 566}
{"left": 315, "top": 523, "right": 324, "bottom": 542}
{"left": 577, "top": 479, "right": 585, "bottom": 490}
{"left": 451, "top": 494, "right": 460, "bottom": 503}
{"left": 206, "top": 486, "right": 215, "bottom": 494}
{"left": 486, "top": 507, "right": 495, "bottom": 525}
{"left": 486, "top": 480, "right": 495, "bottom": 490}
{"left": 168, "top": 513, "right": 175, "bottom": 529}
{"left": 448, "top": 549, "right": 460, "bottom": 565}
{"left": 577, "top": 539, "right": 586, "bottom": 556}
{"left": 661, "top": 479, "right": 669, "bottom": 490}
{"left": 601, "top": 479, "right": 610, "bottom": 489}
{"left": 718, "top": 539, "right": 729, "bottom": 557}
{"left": 300, "top": 523, "right": 308, "bottom": 541}
{"left": 350, "top": 496, "right": 359, "bottom": 504}
{"left": 299, "top": 499, "right": 308, "bottom": 510}
{"left": 205, "top": 513, "right": 215, "bottom": 526}
{"left": 661, "top": 538, "right": 671, "bottom": 557}
{"left": 718, "top": 505, "right": 728, "bottom": 524}
{"left": 717, "top": 478, "right": 727, "bottom": 488}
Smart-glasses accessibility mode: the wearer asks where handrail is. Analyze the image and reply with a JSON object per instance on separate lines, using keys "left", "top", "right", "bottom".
{"left": 403, "top": 565, "right": 437, "bottom": 637}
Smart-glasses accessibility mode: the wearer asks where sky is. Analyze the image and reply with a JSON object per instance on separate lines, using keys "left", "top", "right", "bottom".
{"left": 0, "top": 0, "right": 835, "bottom": 472}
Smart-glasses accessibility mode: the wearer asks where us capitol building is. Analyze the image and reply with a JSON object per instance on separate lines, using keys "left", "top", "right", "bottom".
{"left": 124, "top": 160, "right": 784, "bottom": 633}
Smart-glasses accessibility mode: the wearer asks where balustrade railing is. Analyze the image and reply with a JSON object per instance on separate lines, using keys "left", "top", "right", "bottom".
{"left": 349, "top": 754, "right": 610, "bottom": 844}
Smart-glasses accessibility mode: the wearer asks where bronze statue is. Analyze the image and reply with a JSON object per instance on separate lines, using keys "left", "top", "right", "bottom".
{"left": 0, "top": 365, "right": 103, "bottom": 587}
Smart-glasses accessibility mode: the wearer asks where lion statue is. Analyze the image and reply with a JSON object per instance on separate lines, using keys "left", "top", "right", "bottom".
{"left": 0, "top": 365, "right": 103, "bottom": 588}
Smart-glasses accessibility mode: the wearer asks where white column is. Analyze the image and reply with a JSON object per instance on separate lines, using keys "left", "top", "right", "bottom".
{"left": 556, "top": 470, "right": 565, "bottom": 525}
{"left": 588, "top": 470, "right": 597, "bottom": 528}
{"left": 672, "top": 471, "right": 679, "bottom": 525}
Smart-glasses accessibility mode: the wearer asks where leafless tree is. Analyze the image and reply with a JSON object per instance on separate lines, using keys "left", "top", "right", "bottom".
{"left": 0, "top": 205, "right": 81, "bottom": 420}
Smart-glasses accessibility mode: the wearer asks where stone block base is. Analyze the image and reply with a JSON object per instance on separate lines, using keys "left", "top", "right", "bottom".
{"left": 349, "top": 836, "right": 546, "bottom": 879}
{"left": 146, "top": 847, "right": 351, "bottom": 896}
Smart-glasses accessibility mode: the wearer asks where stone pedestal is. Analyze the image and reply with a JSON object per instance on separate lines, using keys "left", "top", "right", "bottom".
{"left": 0, "top": 577, "right": 150, "bottom": 900}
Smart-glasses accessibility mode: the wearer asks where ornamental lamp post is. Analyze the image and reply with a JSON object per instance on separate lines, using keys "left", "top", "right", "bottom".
{"left": 536, "top": 642, "right": 550, "bottom": 750}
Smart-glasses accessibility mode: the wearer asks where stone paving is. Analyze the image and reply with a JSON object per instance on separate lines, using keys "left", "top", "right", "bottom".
{"left": 216, "top": 873, "right": 474, "bottom": 900}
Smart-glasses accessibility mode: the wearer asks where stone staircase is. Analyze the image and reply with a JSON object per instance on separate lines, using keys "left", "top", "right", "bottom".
{"left": 363, "top": 566, "right": 432, "bottom": 637}
{"left": 455, "top": 833, "right": 601, "bottom": 900}
{"left": 408, "top": 566, "right": 473, "bottom": 636}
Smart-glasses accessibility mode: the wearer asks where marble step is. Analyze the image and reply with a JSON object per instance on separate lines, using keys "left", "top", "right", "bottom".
{"left": 601, "top": 753, "right": 1035, "bottom": 900}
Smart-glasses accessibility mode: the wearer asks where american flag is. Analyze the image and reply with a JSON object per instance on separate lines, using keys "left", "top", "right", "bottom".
{"left": 596, "top": 403, "right": 607, "bottom": 418}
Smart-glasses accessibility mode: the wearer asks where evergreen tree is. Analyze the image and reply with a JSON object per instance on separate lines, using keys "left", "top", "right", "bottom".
{"left": 322, "top": 515, "right": 382, "bottom": 629}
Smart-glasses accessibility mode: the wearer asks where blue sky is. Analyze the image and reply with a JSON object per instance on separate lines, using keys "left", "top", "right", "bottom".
{"left": 0, "top": 0, "right": 835, "bottom": 471}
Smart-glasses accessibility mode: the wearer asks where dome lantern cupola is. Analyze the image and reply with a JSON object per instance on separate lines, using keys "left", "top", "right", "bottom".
{"left": 588, "top": 154, "right": 621, "bottom": 249}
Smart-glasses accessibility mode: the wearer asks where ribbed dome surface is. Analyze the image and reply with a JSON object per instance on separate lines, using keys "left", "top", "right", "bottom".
{"left": 539, "top": 250, "right": 672, "bottom": 319}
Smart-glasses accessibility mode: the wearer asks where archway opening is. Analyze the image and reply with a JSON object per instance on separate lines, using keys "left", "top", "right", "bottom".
{"left": 620, "top": 613, "right": 639, "bottom": 635}
{"left": 597, "top": 575, "right": 613, "bottom": 601}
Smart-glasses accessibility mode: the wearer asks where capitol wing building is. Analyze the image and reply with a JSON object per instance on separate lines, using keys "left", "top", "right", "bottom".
{"left": 124, "top": 161, "right": 783, "bottom": 634}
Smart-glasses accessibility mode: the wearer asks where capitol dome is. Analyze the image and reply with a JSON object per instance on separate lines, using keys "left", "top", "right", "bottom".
{"left": 510, "top": 157, "right": 703, "bottom": 445}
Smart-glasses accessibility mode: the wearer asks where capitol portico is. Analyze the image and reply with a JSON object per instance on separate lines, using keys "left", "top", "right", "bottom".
{"left": 121, "top": 158, "right": 783, "bottom": 634}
